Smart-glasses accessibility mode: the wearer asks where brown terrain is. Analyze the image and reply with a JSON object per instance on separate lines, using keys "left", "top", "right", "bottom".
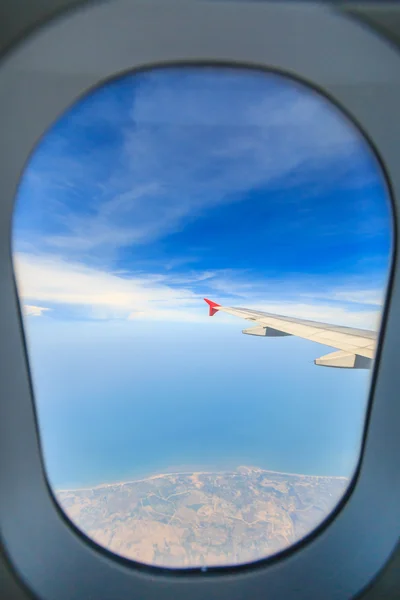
{"left": 56, "top": 466, "right": 348, "bottom": 568}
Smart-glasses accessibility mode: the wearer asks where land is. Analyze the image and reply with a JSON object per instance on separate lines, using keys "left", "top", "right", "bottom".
{"left": 56, "top": 466, "right": 348, "bottom": 568}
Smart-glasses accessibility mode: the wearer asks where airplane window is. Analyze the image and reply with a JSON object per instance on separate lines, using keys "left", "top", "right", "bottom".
{"left": 12, "top": 66, "right": 392, "bottom": 569}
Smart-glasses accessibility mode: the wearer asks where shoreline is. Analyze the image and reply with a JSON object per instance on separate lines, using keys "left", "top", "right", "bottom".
{"left": 56, "top": 465, "right": 349, "bottom": 493}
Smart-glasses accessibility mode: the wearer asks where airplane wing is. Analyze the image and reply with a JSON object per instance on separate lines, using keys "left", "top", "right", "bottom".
{"left": 204, "top": 298, "right": 377, "bottom": 369}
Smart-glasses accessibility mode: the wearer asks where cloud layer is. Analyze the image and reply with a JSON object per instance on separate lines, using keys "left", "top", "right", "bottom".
{"left": 15, "top": 252, "right": 383, "bottom": 330}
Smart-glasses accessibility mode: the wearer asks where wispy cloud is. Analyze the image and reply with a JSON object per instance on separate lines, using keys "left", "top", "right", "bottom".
{"left": 14, "top": 252, "right": 200, "bottom": 322}
{"left": 23, "top": 304, "right": 50, "bottom": 317}
{"left": 204, "top": 269, "right": 386, "bottom": 307}
{"left": 14, "top": 252, "right": 382, "bottom": 330}
{"left": 302, "top": 288, "right": 385, "bottom": 307}
{"left": 15, "top": 69, "right": 380, "bottom": 258}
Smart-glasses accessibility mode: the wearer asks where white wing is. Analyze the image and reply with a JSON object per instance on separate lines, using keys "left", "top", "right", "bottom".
{"left": 204, "top": 299, "right": 377, "bottom": 369}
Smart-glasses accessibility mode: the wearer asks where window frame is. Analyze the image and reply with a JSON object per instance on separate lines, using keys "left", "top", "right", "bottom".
{"left": 1, "top": 1, "right": 400, "bottom": 598}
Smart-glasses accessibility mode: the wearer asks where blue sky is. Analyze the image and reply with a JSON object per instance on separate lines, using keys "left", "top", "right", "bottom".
{"left": 11, "top": 67, "right": 392, "bottom": 488}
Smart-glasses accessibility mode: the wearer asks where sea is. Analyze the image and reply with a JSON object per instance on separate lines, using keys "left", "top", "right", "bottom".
{"left": 25, "top": 319, "right": 371, "bottom": 490}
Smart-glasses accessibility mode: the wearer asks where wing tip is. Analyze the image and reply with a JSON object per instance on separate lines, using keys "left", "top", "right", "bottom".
{"left": 204, "top": 298, "right": 220, "bottom": 317}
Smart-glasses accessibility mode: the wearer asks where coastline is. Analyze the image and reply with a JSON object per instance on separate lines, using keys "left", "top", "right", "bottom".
{"left": 56, "top": 465, "right": 349, "bottom": 493}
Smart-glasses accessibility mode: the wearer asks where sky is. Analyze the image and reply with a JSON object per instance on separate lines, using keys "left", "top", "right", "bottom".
{"left": 11, "top": 66, "right": 392, "bottom": 490}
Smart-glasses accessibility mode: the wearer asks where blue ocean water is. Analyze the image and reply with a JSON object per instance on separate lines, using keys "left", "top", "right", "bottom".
{"left": 25, "top": 319, "right": 371, "bottom": 490}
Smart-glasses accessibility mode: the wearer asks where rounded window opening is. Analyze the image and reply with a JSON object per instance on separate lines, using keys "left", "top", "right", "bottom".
{"left": 12, "top": 66, "right": 392, "bottom": 569}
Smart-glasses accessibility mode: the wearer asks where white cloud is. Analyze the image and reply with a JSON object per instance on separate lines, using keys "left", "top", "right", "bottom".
{"left": 14, "top": 252, "right": 382, "bottom": 330}
{"left": 23, "top": 304, "right": 50, "bottom": 317}
{"left": 14, "top": 252, "right": 201, "bottom": 322}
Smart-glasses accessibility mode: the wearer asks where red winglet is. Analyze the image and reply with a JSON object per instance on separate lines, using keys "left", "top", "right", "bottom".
{"left": 204, "top": 298, "right": 221, "bottom": 317}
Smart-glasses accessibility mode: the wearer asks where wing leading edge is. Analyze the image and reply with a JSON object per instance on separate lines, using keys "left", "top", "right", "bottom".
{"left": 204, "top": 298, "right": 376, "bottom": 369}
